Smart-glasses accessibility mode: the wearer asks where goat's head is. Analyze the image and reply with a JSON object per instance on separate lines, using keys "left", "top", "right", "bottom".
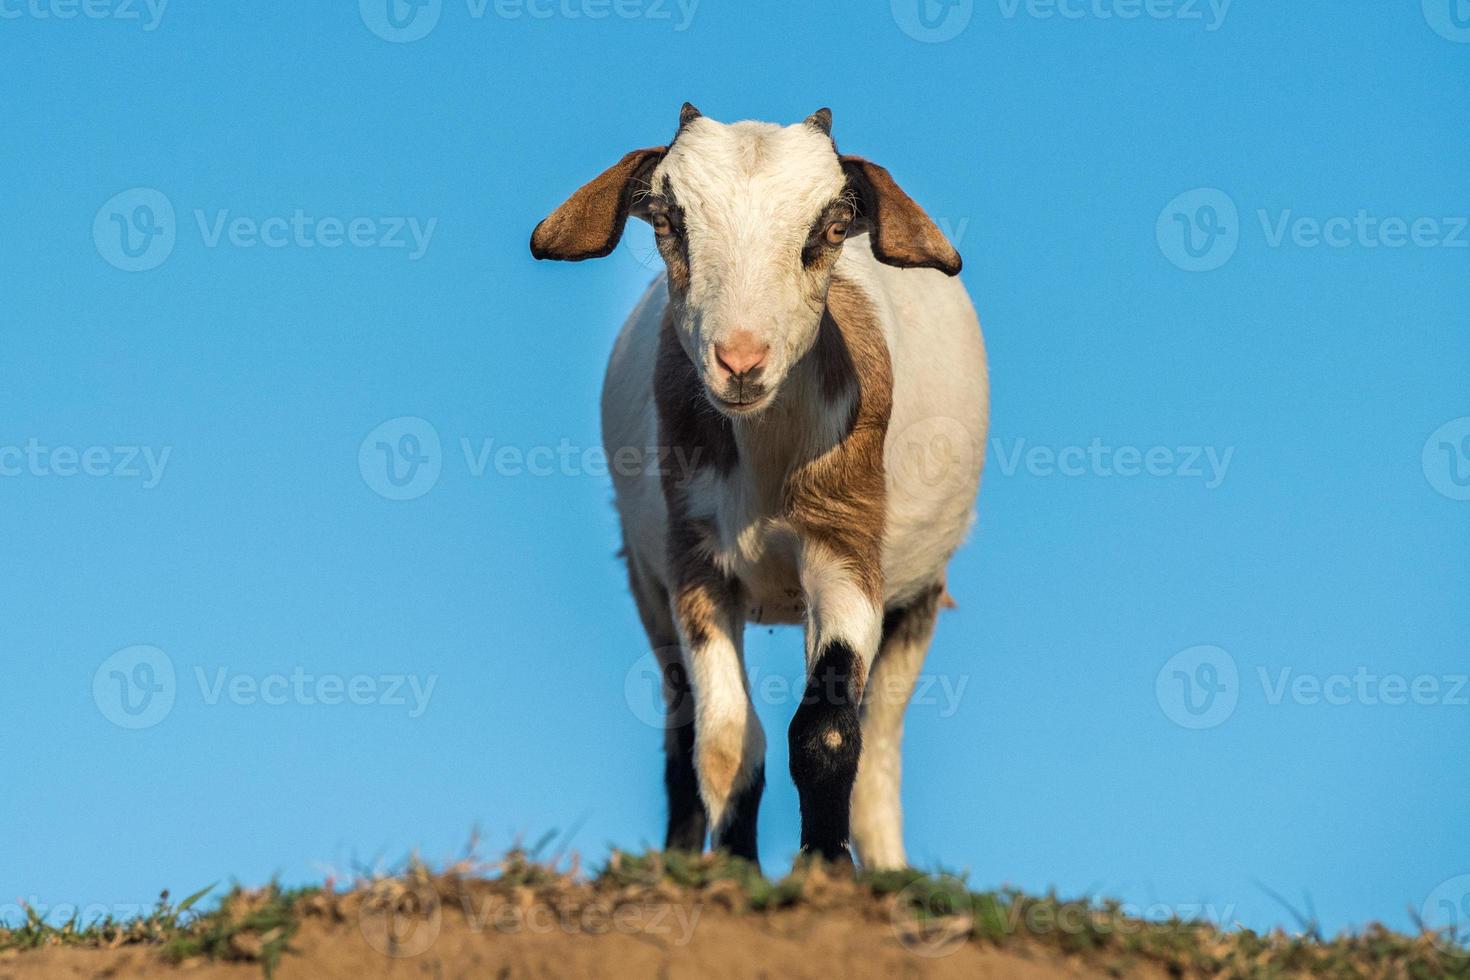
{"left": 531, "top": 105, "right": 962, "bottom": 417}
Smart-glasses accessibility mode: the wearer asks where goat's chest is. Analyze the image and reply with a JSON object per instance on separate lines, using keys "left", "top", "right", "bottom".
{"left": 685, "top": 465, "right": 807, "bottom": 625}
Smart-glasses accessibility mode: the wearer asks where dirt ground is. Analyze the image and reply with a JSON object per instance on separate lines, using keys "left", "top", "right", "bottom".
{"left": 0, "top": 906, "right": 1164, "bottom": 980}
{"left": 3, "top": 855, "right": 1460, "bottom": 979}
{"left": 0, "top": 862, "right": 1175, "bottom": 980}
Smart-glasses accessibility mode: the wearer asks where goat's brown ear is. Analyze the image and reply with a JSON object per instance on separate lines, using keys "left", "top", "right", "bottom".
{"left": 530, "top": 146, "right": 667, "bottom": 261}
{"left": 840, "top": 156, "right": 962, "bottom": 276}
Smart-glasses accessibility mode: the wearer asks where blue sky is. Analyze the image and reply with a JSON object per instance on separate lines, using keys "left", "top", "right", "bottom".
{"left": 2, "top": 0, "right": 1467, "bottom": 944}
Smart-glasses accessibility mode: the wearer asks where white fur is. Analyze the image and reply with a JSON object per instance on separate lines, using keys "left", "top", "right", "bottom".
{"left": 652, "top": 119, "right": 848, "bottom": 396}
{"left": 799, "top": 540, "right": 882, "bottom": 669}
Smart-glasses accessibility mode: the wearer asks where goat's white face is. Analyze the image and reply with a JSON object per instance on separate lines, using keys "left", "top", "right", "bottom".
{"left": 643, "top": 118, "right": 850, "bottom": 416}
{"left": 530, "top": 105, "right": 963, "bottom": 418}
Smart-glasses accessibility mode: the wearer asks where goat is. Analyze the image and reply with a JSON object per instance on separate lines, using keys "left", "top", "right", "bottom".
{"left": 530, "top": 104, "right": 988, "bottom": 869}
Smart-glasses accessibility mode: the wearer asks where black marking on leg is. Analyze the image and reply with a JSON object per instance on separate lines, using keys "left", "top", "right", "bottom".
{"left": 788, "top": 641, "right": 863, "bottom": 863}
{"left": 661, "top": 654, "right": 707, "bottom": 852}
{"left": 714, "top": 764, "right": 763, "bottom": 866}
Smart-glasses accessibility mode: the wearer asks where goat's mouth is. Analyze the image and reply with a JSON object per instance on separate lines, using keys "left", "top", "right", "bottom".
{"left": 707, "top": 387, "right": 773, "bottom": 416}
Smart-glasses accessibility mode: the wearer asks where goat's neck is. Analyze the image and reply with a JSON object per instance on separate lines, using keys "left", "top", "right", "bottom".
{"left": 728, "top": 308, "right": 856, "bottom": 491}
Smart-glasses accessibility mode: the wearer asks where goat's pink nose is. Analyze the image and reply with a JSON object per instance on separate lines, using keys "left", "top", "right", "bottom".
{"left": 714, "top": 332, "right": 770, "bottom": 377}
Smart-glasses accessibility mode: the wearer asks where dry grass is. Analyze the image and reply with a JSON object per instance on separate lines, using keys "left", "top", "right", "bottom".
{"left": 3, "top": 847, "right": 1466, "bottom": 979}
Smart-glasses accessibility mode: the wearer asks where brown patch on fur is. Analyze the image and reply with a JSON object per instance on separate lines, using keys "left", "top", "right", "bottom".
{"left": 671, "top": 552, "right": 741, "bottom": 652}
{"left": 840, "top": 156, "right": 962, "bottom": 276}
{"left": 698, "top": 743, "right": 743, "bottom": 804}
{"left": 530, "top": 146, "right": 665, "bottom": 261}
{"left": 784, "top": 274, "right": 893, "bottom": 605}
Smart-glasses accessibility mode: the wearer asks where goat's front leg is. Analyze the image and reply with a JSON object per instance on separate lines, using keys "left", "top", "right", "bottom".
{"left": 789, "top": 535, "right": 884, "bottom": 865}
{"left": 670, "top": 550, "right": 766, "bottom": 863}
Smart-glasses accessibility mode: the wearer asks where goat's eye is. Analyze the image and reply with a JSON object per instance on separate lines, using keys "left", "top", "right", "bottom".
{"left": 824, "top": 221, "right": 849, "bottom": 246}
{"left": 652, "top": 214, "right": 674, "bottom": 237}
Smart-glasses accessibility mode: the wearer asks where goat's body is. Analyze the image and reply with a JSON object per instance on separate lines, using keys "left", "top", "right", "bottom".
{"left": 603, "top": 239, "right": 988, "bottom": 624}
{"left": 602, "top": 238, "right": 987, "bottom": 868}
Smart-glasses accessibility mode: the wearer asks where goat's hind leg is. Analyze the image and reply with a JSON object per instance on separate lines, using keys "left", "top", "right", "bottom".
{"left": 851, "top": 583, "right": 944, "bottom": 871}
{"left": 626, "top": 553, "right": 707, "bottom": 853}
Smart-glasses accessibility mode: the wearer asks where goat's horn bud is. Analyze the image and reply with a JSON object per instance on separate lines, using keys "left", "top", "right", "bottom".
{"left": 804, "top": 107, "right": 832, "bottom": 136}
{"left": 679, "top": 102, "right": 702, "bottom": 128}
